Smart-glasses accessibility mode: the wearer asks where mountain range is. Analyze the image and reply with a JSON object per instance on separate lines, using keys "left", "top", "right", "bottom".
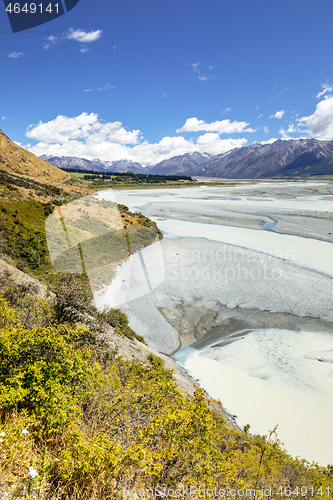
{"left": 41, "top": 155, "right": 146, "bottom": 174}
{"left": 1, "top": 129, "right": 333, "bottom": 180}
{"left": 41, "top": 139, "right": 333, "bottom": 178}
{"left": 200, "top": 138, "right": 333, "bottom": 178}
{"left": 148, "top": 151, "right": 214, "bottom": 176}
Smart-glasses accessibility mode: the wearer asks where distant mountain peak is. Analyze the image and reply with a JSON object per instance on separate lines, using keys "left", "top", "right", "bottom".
{"left": 40, "top": 139, "right": 333, "bottom": 179}
{"left": 41, "top": 155, "right": 146, "bottom": 174}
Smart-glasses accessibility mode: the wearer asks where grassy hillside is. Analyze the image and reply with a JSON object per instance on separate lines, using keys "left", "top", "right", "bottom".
{"left": 0, "top": 171, "right": 161, "bottom": 280}
{"left": 0, "top": 130, "right": 69, "bottom": 184}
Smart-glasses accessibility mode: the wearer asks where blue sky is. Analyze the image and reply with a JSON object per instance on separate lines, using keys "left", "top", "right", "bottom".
{"left": 1, "top": 0, "right": 333, "bottom": 165}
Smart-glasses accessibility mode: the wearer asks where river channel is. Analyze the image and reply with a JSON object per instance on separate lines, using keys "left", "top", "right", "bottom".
{"left": 95, "top": 180, "right": 333, "bottom": 466}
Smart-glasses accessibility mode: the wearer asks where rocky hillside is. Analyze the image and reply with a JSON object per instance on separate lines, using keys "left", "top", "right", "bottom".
{"left": 150, "top": 139, "right": 333, "bottom": 178}
{"left": 202, "top": 138, "right": 333, "bottom": 178}
{"left": 149, "top": 151, "right": 213, "bottom": 176}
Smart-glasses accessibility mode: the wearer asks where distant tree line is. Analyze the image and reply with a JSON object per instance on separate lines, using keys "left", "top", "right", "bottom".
{"left": 61, "top": 168, "right": 193, "bottom": 182}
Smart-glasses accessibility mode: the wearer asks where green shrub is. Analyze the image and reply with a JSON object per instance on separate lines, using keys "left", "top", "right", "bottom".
{"left": 98, "top": 307, "right": 146, "bottom": 343}
{"left": 0, "top": 296, "right": 332, "bottom": 499}
{"left": 147, "top": 353, "right": 164, "bottom": 368}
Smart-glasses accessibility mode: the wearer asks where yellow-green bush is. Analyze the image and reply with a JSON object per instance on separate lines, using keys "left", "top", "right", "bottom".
{"left": 0, "top": 297, "right": 332, "bottom": 499}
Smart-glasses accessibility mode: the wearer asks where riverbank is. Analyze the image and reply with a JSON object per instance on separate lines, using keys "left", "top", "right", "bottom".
{"left": 95, "top": 180, "right": 333, "bottom": 465}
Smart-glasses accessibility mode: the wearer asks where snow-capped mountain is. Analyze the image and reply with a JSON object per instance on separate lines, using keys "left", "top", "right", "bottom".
{"left": 41, "top": 155, "right": 147, "bottom": 174}
{"left": 40, "top": 139, "right": 333, "bottom": 178}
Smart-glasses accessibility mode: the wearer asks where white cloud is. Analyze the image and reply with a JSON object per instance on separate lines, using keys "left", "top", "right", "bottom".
{"left": 26, "top": 113, "right": 140, "bottom": 145}
{"left": 25, "top": 113, "right": 248, "bottom": 165}
{"left": 279, "top": 123, "right": 307, "bottom": 140}
{"left": 191, "top": 62, "right": 215, "bottom": 81}
{"left": 8, "top": 51, "right": 24, "bottom": 58}
{"left": 1, "top": 116, "right": 7, "bottom": 120}
{"left": 269, "top": 110, "right": 286, "bottom": 119}
{"left": 299, "top": 95, "right": 333, "bottom": 140}
{"left": 286, "top": 124, "right": 297, "bottom": 133}
{"left": 264, "top": 126, "right": 269, "bottom": 134}
{"left": 192, "top": 62, "right": 201, "bottom": 73}
{"left": 259, "top": 138, "right": 278, "bottom": 145}
{"left": 279, "top": 128, "right": 292, "bottom": 140}
{"left": 222, "top": 108, "right": 232, "bottom": 114}
{"left": 43, "top": 28, "right": 102, "bottom": 51}
{"left": 67, "top": 28, "right": 103, "bottom": 43}
{"left": 269, "top": 88, "right": 291, "bottom": 104}
{"left": 176, "top": 117, "right": 255, "bottom": 134}
{"left": 195, "top": 133, "right": 247, "bottom": 154}
{"left": 84, "top": 83, "right": 115, "bottom": 93}
{"left": 43, "top": 36, "right": 58, "bottom": 50}
{"left": 316, "top": 82, "right": 333, "bottom": 99}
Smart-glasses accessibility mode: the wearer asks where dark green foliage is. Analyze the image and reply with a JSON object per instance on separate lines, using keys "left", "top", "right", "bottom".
{"left": 50, "top": 274, "right": 94, "bottom": 323}
{"left": 98, "top": 307, "right": 146, "bottom": 343}
{"left": 0, "top": 169, "right": 64, "bottom": 198}
{"left": 147, "top": 353, "right": 164, "bottom": 368}
{"left": 0, "top": 272, "right": 54, "bottom": 328}
{"left": 0, "top": 197, "right": 49, "bottom": 270}
{"left": 65, "top": 169, "right": 193, "bottom": 183}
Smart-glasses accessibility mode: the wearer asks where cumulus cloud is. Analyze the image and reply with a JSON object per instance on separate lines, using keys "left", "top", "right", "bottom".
{"left": 25, "top": 113, "right": 248, "bottom": 165}
{"left": 67, "top": 28, "right": 103, "bottom": 43}
{"left": 26, "top": 113, "right": 140, "bottom": 145}
{"left": 43, "top": 28, "right": 102, "bottom": 50}
{"left": 316, "top": 82, "right": 333, "bottom": 99}
{"left": 269, "top": 110, "right": 285, "bottom": 119}
{"left": 279, "top": 123, "right": 307, "bottom": 140}
{"left": 195, "top": 134, "right": 247, "bottom": 154}
{"left": 176, "top": 117, "right": 255, "bottom": 134}
{"left": 279, "top": 128, "right": 292, "bottom": 140}
{"left": 8, "top": 51, "right": 24, "bottom": 58}
{"left": 299, "top": 95, "right": 333, "bottom": 140}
